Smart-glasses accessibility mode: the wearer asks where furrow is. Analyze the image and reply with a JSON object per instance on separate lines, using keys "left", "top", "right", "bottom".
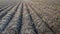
{"left": 0, "top": 2, "right": 20, "bottom": 33}
{"left": 2, "top": 2, "right": 23, "bottom": 34}
{"left": 26, "top": 3, "right": 55, "bottom": 34}
{"left": 21, "top": 3, "right": 36, "bottom": 34}
{"left": 0, "top": 5, "right": 15, "bottom": 20}
{"left": 0, "top": 4, "right": 13, "bottom": 12}
{"left": 25, "top": 3, "right": 39, "bottom": 34}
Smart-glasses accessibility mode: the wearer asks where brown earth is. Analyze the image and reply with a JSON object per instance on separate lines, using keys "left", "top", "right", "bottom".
{"left": 0, "top": 0, "right": 60, "bottom": 34}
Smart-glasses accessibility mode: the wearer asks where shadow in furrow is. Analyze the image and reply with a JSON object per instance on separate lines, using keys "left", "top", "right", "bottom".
{"left": 0, "top": 3, "right": 20, "bottom": 32}
{"left": 15, "top": 2, "right": 21, "bottom": 11}
{"left": 25, "top": 4, "right": 38, "bottom": 34}
{"left": 28, "top": 4, "right": 56, "bottom": 34}
{"left": 17, "top": 3, "right": 23, "bottom": 34}
{"left": 0, "top": 5, "right": 15, "bottom": 20}
{"left": 0, "top": 5, "right": 12, "bottom": 13}
{"left": 0, "top": 11, "right": 16, "bottom": 32}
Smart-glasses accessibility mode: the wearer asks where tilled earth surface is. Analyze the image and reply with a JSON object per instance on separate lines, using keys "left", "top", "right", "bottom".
{"left": 0, "top": 0, "right": 60, "bottom": 34}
